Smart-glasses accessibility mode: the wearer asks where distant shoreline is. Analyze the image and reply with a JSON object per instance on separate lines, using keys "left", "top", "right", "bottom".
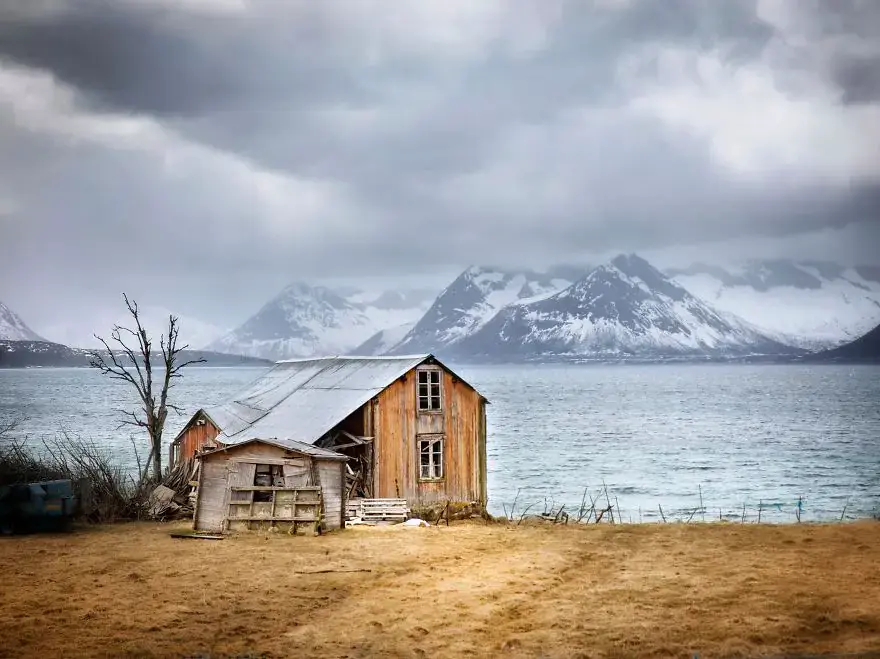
{"left": 0, "top": 340, "right": 272, "bottom": 369}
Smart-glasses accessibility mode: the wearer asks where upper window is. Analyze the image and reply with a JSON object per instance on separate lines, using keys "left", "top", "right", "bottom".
{"left": 417, "top": 368, "right": 442, "bottom": 411}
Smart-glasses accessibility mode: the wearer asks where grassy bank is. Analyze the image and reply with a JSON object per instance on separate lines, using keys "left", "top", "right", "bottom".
{"left": 1, "top": 521, "right": 879, "bottom": 658}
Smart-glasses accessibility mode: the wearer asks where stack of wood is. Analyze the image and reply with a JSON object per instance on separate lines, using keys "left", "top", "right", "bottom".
{"left": 344, "top": 454, "right": 372, "bottom": 500}
{"left": 150, "top": 459, "right": 199, "bottom": 520}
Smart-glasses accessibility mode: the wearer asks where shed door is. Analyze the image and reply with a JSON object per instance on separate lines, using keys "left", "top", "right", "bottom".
{"left": 225, "top": 461, "right": 257, "bottom": 532}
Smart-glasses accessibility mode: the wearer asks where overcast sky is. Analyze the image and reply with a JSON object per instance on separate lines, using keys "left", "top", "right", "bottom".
{"left": 1, "top": 0, "right": 879, "bottom": 342}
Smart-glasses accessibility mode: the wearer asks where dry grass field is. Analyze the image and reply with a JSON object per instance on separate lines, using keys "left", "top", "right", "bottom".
{"left": 1, "top": 520, "right": 879, "bottom": 658}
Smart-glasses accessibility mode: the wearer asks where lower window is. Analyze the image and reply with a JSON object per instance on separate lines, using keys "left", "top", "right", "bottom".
{"left": 419, "top": 436, "right": 444, "bottom": 480}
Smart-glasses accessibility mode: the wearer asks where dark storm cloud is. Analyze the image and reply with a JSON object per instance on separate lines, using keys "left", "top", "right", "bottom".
{"left": 0, "top": 0, "right": 775, "bottom": 118}
{"left": 0, "top": 0, "right": 878, "bottom": 332}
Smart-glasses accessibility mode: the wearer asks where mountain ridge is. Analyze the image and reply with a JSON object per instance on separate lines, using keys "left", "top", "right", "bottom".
{"left": 447, "top": 254, "right": 794, "bottom": 362}
{"left": 206, "top": 282, "right": 435, "bottom": 360}
{"left": 0, "top": 340, "right": 271, "bottom": 369}
{"left": 806, "top": 322, "right": 880, "bottom": 363}
{"left": 0, "top": 301, "right": 46, "bottom": 342}
{"left": 385, "top": 265, "right": 578, "bottom": 356}
{"left": 668, "top": 259, "right": 880, "bottom": 349}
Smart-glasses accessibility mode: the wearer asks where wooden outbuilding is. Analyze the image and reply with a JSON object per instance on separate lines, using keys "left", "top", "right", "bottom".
{"left": 171, "top": 354, "right": 489, "bottom": 516}
{"left": 193, "top": 438, "right": 348, "bottom": 533}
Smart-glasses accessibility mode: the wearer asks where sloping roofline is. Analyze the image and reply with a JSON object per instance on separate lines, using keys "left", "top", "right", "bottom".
{"left": 273, "top": 353, "right": 487, "bottom": 402}
{"left": 171, "top": 353, "right": 488, "bottom": 448}
{"left": 197, "top": 437, "right": 349, "bottom": 461}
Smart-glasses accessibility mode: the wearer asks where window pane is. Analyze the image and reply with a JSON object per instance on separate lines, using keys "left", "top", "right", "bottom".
{"left": 430, "top": 371, "right": 440, "bottom": 384}
{"left": 419, "top": 384, "right": 428, "bottom": 396}
{"left": 418, "top": 397, "right": 428, "bottom": 410}
{"left": 430, "top": 384, "right": 440, "bottom": 397}
{"left": 418, "top": 370, "right": 428, "bottom": 384}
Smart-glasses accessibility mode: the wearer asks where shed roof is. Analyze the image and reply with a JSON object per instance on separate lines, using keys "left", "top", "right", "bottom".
{"left": 197, "top": 437, "right": 348, "bottom": 461}
{"left": 188, "top": 354, "right": 480, "bottom": 447}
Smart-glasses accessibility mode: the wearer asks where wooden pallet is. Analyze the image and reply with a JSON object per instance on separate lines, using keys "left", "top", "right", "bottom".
{"left": 347, "top": 498, "right": 409, "bottom": 523}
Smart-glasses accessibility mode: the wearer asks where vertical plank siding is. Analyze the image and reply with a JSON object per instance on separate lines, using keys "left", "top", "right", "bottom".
{"left": 194, "top": 443, "right": 346, "bottom": 533}
{"left": 317, "top": 461, "right": 344, "bottom": 530}
{"left": 173, "top": 413, "right": 221, "bottom": 465}
{"left": 192, "top": 458, "right": 230, "bottom": 533}
{"left": 374, "top": 367, "right": 486, "bottom": 509}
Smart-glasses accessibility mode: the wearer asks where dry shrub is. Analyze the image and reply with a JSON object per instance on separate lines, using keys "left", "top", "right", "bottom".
{"left": 0, "top": 432, "right": 155, "bottom": 522}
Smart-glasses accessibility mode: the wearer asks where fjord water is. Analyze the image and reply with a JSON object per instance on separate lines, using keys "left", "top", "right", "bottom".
{"left": 1, "top": 364, "right": 878, "bottom": 522}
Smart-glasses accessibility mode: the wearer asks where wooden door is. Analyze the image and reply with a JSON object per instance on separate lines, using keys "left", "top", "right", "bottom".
{"left": 225, "top": 461, "right": 257, "bottom": 532}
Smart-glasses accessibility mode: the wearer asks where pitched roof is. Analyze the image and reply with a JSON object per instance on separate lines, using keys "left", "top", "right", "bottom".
{"left": 197, "top": 354, "right": 469, "bottom": 447}
{"left": 198, "top": 437, "right": 348, "bottom": 461}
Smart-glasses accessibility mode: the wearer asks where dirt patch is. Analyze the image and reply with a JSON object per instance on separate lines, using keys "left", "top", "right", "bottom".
{"left": 1, "top": 521, "right": 879, "bottom": 658}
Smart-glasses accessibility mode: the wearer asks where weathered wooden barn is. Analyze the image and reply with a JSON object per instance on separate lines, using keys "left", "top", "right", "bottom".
{"left": 193, "top": 438, "right": 347, "bottom": 533}
{"left": 171, "top": 355, "right": 488, "bottom": 516}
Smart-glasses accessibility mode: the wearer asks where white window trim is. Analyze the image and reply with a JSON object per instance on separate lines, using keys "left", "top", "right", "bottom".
{"left": 417, "top": 434, "right": 444, "bottom": 481}
{"left": 416, "top": 366, "right": 443, "bottom": 413}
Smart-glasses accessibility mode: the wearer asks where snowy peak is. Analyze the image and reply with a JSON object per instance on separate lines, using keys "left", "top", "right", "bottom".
{"left": 0, "top": 301, "right": 45, "bottom": 342}
{"left": 351, "top": 322, "right": 416, "bottom": 356}
{"left": 668, "top": 260, "right": 880, "bottom": 349}
{"left": 206, "top": 282, "right": 432, "bottom": 360}
{"left": 453, "top": 254, "right": 788, "bottom": 360}
{"left": 386, "top": 266, "right": 574, "bottom": 354}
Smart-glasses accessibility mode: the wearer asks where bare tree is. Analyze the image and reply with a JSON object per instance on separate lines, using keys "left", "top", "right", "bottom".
{"left": 89, "top": 294, "right": 205, "bottom": 481}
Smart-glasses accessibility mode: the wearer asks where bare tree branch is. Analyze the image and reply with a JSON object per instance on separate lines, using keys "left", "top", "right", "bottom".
{"left": 90, "top": 294, "right": 204, "bottom": 483}
{"left": 0, "top": 416, "right": 24, "bottom": 439}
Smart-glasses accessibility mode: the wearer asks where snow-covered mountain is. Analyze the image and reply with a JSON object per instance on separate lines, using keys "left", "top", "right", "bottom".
{"left": 385, "top": 266, "right": 577, "bottom": 355}
{"left": 352, "top": 322, "right": 416, "bottom": 356}
{"left": 668, "top": 260, "right": 880, "bottom": 349}
{"left": 0, "top": 301, "right": 45, "bottom": 341}
{"left": 206, "top": 283, "right": 434, "bottom": 360}
{"left": 452, "top": 254, "right": 792, "bottom": 361}
{"left": 809, "top": 321, "right": 880, "bottom": 363}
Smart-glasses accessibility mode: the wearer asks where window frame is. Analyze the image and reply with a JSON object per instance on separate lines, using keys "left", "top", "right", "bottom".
{"left": 417, "top": 434, "right": 445, "bottom": 482}
{"left": 416, "top": 366, "right": 443, "bottom": 413}
{"left": 252, "top": 463, "right": 284, "bottom": 501}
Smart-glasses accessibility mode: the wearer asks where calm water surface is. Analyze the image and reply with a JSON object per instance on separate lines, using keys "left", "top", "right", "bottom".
{"left": 2, "top": 363, "right": 878, "bottom": 522}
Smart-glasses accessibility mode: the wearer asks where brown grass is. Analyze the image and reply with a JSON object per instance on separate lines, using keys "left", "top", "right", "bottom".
{"left": 1, "top": 520, "right": 879, "bottom": 658}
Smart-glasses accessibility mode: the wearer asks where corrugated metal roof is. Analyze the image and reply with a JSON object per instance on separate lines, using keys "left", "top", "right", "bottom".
{"left": 198, "top": 437, "right": 348, "bottom": 461}
{"left": 206, "top": 355, "right": 431, "bottom": 446}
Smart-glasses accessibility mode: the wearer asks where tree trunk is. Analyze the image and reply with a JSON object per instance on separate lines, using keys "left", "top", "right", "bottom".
{"left": 152, "top": 430, "right": 162, "bottom": 481}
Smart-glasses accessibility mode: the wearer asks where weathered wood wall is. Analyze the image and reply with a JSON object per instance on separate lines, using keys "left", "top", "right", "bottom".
{"left": 172, "top": 411, "right": 221, "bottom": 466}
{"left": 192, "top": 457, "right": 229, "bottom": 533}
{"left": 317, "top": 460, "right": 345, "bottom": 529}
{"left": 373, "top": 367, "right": 486, "bottom": 508}
{"left": 193, "top": 443, "right": 345, "bottom": 532}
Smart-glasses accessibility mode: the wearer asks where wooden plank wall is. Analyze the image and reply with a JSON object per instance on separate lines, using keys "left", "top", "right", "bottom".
{"left": 193, "top": 443, "right": 346, "bottom": 532}
{"left": 317, "top": 461, "right": 344, "bottom": 529}
{"left": 174, "top": 413, "right": 221, "bottom": 464}
{"left": 374, "top": 368, "right": 486, "bottom": 507}
{"left": 193, "top": 458, "right": 229, "bottom": 532}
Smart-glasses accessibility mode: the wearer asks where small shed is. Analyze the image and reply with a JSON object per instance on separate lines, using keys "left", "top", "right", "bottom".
{"left": 193, "top": 438, "right": 348, "bottom": 534}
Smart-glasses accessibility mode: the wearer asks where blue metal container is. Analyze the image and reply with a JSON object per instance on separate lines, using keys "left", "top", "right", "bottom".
{"left": 0, "top": 479, "right": 77, "bottom": 534}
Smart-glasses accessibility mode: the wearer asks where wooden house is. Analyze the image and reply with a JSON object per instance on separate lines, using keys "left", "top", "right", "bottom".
{"left": 193, "top": 438, "right": 348, "bottom": 533}
{"left": 171, "top": 355, "right": 489, "bottom": 517}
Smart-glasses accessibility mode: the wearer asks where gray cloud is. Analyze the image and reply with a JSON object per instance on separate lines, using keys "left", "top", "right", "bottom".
{"left": 0, "top": 0, "right": 878, "bottom": 335}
